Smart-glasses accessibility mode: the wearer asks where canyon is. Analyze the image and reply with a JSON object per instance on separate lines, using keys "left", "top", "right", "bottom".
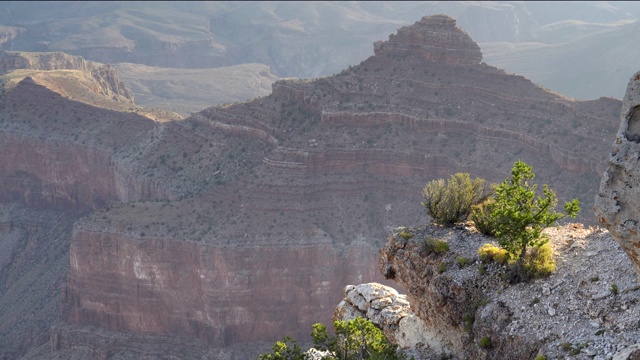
{"left": 0, "top": 14, "right": 624, "bottom": 359}
{"left": 1, "top": 2, "right": 639, "bottom": 103}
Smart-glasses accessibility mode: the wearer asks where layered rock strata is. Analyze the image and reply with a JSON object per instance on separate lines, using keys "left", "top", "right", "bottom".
{"left": 50, "top": 13, "right": 621, "bottom": 356}
{"left": 374, "top": 15, "right": 482, "bottom": 66}
{"left": 0, "top": 50, "right": 134, "bottom": 102}
{"left": 595, "top": 70, "right": 640, "bottom": 279}
{"left": 0, "top": 14, "right": 624, "bottom": 358}
{"left": 62, "top": 226, "right": 381, "bottom": 347}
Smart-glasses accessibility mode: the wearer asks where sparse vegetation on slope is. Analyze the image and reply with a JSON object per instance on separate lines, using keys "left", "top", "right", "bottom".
{"left": 423, "top": 161, "right": 575, "bottom": 282}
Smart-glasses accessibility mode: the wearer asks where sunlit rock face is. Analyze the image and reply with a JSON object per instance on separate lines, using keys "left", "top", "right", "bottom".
{"left": 595, "top": 70, "right": 640, "bottom": 279}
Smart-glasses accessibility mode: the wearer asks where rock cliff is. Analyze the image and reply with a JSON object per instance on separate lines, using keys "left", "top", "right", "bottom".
{"left": 0, "top": 50, "right": 134, "bottom": 103}
{"left": 595, "top": 70, "right": 640, "bottom": 280}
{"left": 378, "top": 224, "right": 640, "bottom": 359}
{"left": 0, "top": 15, "right": 624, "bottom": 359}
{"left": 373, "top": 15, "right": 482, "bottom": 66}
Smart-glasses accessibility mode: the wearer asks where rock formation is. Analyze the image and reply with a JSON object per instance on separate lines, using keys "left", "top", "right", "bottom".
{"left": 0, "top": 14, "right": 624, "bottom": 359}
{"left": 595, "top": 70, "right": 640, "bottom": 280}
{"left": 333, "top": 283, "right": 436, "bottom": 352}
{"left": 374, "top": 15, "right": 482, "bottom": 66}
{"left": 378, "top": 224, "right": 640, "bottom": 359}
{"left": 0, "top": 50, "right": 134, "bottom": 103}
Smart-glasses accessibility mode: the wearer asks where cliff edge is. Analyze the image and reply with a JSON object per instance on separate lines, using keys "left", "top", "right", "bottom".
{"left": 370, "top": 223, "right": 640, "bottom": 359}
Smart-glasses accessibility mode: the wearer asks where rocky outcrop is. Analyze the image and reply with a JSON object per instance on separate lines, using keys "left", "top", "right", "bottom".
{"left": 333, "top": 283, "right": 440, "bottom": 353}
{"left": 595, "top": 70, "right": 640, "bottom": 279}
{"left": 0, "top": 50, "right": 134, "bottom": 103}
{"left": 0, "top": 50, "right": 93, "bottom": 73}
{"left": 378, "top": 224, "right": 640, "bottom": 359}
{"left": 373, "top": 14, "right": 482, "bottom": 66}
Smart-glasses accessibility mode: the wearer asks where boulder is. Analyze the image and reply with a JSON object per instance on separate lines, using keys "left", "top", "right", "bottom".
{"left": 595, "top": 70, "right": 640, "bottom": 279}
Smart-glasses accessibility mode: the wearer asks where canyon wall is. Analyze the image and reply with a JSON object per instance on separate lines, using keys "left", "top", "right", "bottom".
{"left": 53, "top": 14, "right": 621, "bottom": 358}
{"left": 0, "top": 132, "right": 166, "bottom": 209}
{"left": 0, "top": 14, "right": 624, "bottom": 359}
{"left": 62, "top": 228, "right": 382, "bottom": 346}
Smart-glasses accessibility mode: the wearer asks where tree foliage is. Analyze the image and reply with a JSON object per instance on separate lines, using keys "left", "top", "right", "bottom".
{"left": 490, "top": 161, "right": 580, "bottom": 260}
{"left": 312, "top": 317, "right": 404, "bottom": 360}
{"left": 422, "top": 173, "right": 492, "bottom": 225}
{"left": 470, "top": 198, "right": 497, "bottom": 236}
{"left": 258, "top": 336, "right": 304, "bottom": 360}
{"left": 259, "top": 317, "right": 406, "bottom": 360}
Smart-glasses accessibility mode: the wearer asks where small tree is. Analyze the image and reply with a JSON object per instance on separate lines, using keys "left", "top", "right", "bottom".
{"left": 258, "top": 336, "right": 304, "bottom": 360}
{"left": 490, "top": 161, "right": 580, "bottom": 260}
{"left": 312, "top": 317, "right": 404, "bottom": 360}
{"left": 260, "top": 318, "right": 406, "bottom": 360}
{"left": 422, "top": 173, "right": 492, "bottom": 225}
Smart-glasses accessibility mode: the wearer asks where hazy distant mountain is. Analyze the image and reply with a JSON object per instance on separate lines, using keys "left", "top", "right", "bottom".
{"left": 0, "top": 1, "right": 636, "bottom": 103}
{"left": 482, "top": 19, "right": 640, "bottom": 100}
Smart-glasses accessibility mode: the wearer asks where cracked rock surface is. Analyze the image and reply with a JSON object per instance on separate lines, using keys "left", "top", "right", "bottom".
{"left": 596, "top": 70, "right": 640, "bottom": 280}
{"left": 370, "top": 223, "right": 640, "bottom": 359}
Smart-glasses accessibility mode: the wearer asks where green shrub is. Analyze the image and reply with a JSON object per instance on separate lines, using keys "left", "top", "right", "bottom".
{"left": 535, "top": 356, "right": 547, "bottom": 360}
{"left": 470, "top": 198, "right": 497, "bottom": 236}
{"left": 522, "top": 243, "right": 556, "bottom": 278}
{"left": 425, "top": 237, "right": 449, "bottom": 254}
{"left": 438, "top": 262, "right": 447, "bottom": 274}
{"left": 478, "top": 243, "right": 509, "bottom": 264}
{"left": 479, "top": 336, "right": 493, "bottom": 349}
{"left": 400, "top": 231, "right": 413, "bottom": 240}
{"left": 422, "top": 173, "right": 492, "bottom": 225}
{"left": 456, "top": 256, "right": 469, "bottom": 267}
{"left": 611, "top": 283, "right": 619, "bottom": 295}
{"left": 258, "top": 336, "right": 304, "bottom": 360}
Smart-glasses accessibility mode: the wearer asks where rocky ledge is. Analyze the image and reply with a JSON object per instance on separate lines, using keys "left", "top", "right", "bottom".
{"left": 0, "top": 50, "right": 134, "bottom": 103}
{"left": 342, "top": 224, "right": 640, "bottom": 359}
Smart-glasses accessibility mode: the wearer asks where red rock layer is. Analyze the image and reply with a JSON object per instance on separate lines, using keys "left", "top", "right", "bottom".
{"left": 62, "top": 229, "right": 383, "bottom": 346}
